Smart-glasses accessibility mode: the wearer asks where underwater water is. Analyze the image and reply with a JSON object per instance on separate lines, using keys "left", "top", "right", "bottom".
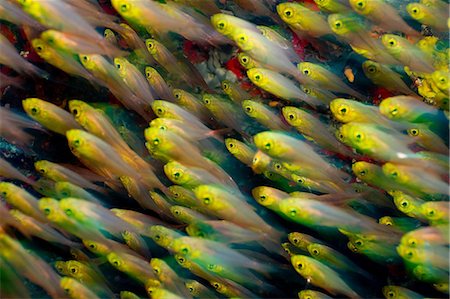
{"left": 0, "top": 0, "right": 449, "bottom": 298}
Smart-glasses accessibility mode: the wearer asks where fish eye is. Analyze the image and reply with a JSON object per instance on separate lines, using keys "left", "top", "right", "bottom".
{"left": 289, "top": 208, "right": 297, "bottom": 217}
{"left": 43, "top": 207, "right": 51, "bottom": 215}
{"left": 188, "top": 287, "right": 194, "bottom": 292}
{"left": 296, "top": 262, "right": 304, "bottom": 269}
{"left": 254, "top": 73, "right": 262, "bottom": 81}
{"left": 359, "top": 169, "right": 366, "bottom": 176}
{"left": 177, "top": 256, "right": 185, "bottom": 263}
{"left": 222, "top": 82, "right": 229, "bottom": 90}
{"left": 174, "top": 209, "right": 180, "bottom": 215}
{"left": 296, "top": 177, "right": 304, "bottom": 184}
{"left": 439, "top": 77, "right": 446, "bottom": 83}
{"left": 302, "top": 68, "right": 310, "bottom": 75}
{"left": 356, "top": 1, "right": 365, "bottom": 8}
{"left": 73, "top": 139, "right": 81, "bottom": 147}
{"left": 390, "top": 170, "right": 399, "bottom": 178}
{"left": 258, "top": 195, "right": 266, "bottom": 202}
{"left": 334, "top": 21, "right": 342, "bottom": 28}
{"left": 152, "top": 138, "right": 160, "bottom": 146}
{"left": 36, "top": 45, "right": 43, "bottom": 52}
{"left": 39, "top": 168, "right": 46, "bottom": 174}
{"left": 30, "top": 107, "right": 39, "bottom": 115}
{"left": 88, "top": 243, "right": 96, "bottom": 249}
{"left": 264, "top": 142, "right": 271, "bottom": 150}
{"left": 411, "top": 7, "right": 419, "bottom": 14}
{"left": 387, "top": 291, "right": 395, "bottom": 297}
{"left": 426, "top": 209, "right": 435, "bottom": 216}
{"left": 368, "top": 66, "right": 377, "bottom": 73}
{"left": 339, "top": 107, "right": 347, "bottom": 114}
{"left": 213, "top": 282, "right": 220, "bottom": 289}
{"left": 64, "top": 288, "right": 71, "bottom": 294}
{"left": 245, "top": 106, "right": 252, "bottom": 113}
{"left": 238, "top": 35, "right": 247, "bottom": 43}
{"left": 388, "top": 39, "right": 396, "bottom": 47}
{"left": 156, "top": 107, "right": 164, "bottom": 115}
{"left": 174, "top": 92, "right": 181, "bottom": 99}
{"left": 241, "top": 57, "right": 248, "bottom": 63}
{"left": 384, "top": 221, "right": 393, "bottom": 226}
{"left": 408, "top": 128, "right": 419, "bottom": 136}
{"left": 283, "top": 8, "right": 293, "bottom": 18}
{"left": 408, "top": 239, "right": 417, "bottom": 246}
{"left": 153, "top": 267, "right": 160, "bottom": 275}
{"left": 120, "top": 3, "right": 130, "bottom": 12}
{"left": 390, "top": 107, "right": 398, "bottom": 116}
{"left": 173, "top": 171, "right": 181, "bottom": 179}
{"left": 228, "top": 142, "right": 234, "bottom": 148}
{"left": 82, "top": 56, "right": 89, "bottom": 62}
{"left": 147, "top": 41, "right": 154, "bottom": 49}
{"left": 303, "top": 87, "right": 311, "bottom": 94}
{"left": 400, "top": 200, "right": 409, "bottom": 208}
{"left": 275, "top": 163, "right": 282, "bottom": 169}
{"left": 180, "top": 246, "right": 189, "bottom": 254}
{"left": 116, "top": 62, "right": 122, "bottom": 69}
{"left": 354, "top": 132, "right": 364, "bottom": 141}
{"left": 204, "top": 98, "right": 210, "bottom": 104}
{"left": 217, "top": 21, "right": 226, "bottom": 29}
{"left": 72, "top": 108, "right": 79, "bottom": 116}
{"left": 203, "top": 197, "right": 211, "bottom": 205}
{"left": 288, "top": 113, "right": 295, "bottom": 120}
{"left": 69, "top": 267, "right": 77, "bottom": 274}
{"left": 154, "top": 234, "right": 161, "bottom": 240}
{"left": 113, "top": 259, "right": 121, "bottom": 267}
{"left": 65, "top": 208, "right": 73, "bottom": 216}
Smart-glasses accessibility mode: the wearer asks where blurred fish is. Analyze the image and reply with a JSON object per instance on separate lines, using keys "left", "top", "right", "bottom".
{"left": 0, "top": 182, "right": 46, "bottom": 222}
{"left": 407, "top": 2, "right": 448, "bottom": 32}
{"left": 382, "top": 286, "right": 423, "bottom": 299}
{"left": 242, "top": 100, "right": 289, "bottom": 130}
{"left": 0, "top": 157, "right": 34, "bottom": 185}
{"left": 145, "top": 66, "right": 175, "bottom": 101}
{"left": 60, "top": 276, "right": 100, "bottom": 299}
{"left": 225, "top": 138, "right": 256, "bottom": 167}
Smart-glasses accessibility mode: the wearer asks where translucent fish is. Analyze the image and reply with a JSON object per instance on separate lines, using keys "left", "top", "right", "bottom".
{"left": 34, "top": 160, "right": 104, "bottom": 193}
{"left": 313, "top": 0, "right": 351, "bottom": 13}
{"left": 145, "top": 66, "right": 175, "bottom": 101}
{"left": 114, "top": 57, "right": 155, "bottom": 104}
{"left": 168, "top": 185, "right": 200, "bottom": 208}
{"left": 111, "top": 208, "right": 162, "bottom": 236}
{"left": 397, "top": 244, "right": 449, "bottom": 270}
{"left": 381, "top": 34, "right": 435, "bottom": 74}
{"left": 164, "top": 161, "right": 237, "bottom": 190}
{"left": 407, "top": 2, "right": 448, "bottom": 32}
{"left": 120, "top": 291, "right": 141, "bottom": 299}
{"left": 382, "top": 163, "right": 448, "bottom": 195}
{"left": 122, "top": 230, "right": 152, "bottom": 259}
{"left": 145, "top": 38, "right": 208, "bottom": 90}
{"left": 237, "top": 52, "right": 263, "bottom": 69}
{"left": 221, "top": 80, "right": 252, "bottom": 103}
{"left": 253, "top": 131, "right": 350, "bottom": 183}
{"left": 390, "top": 191, "right": 427, "bottom": 219}
{"left": 298, "top": 289, "right": 333, "bottom": 299}
{"left": 149, "top": 118, "right": 222, "bottom": 143}
{"left": 79, "top": 54, "right": 152, "bottom": 120}
{"left": 10, "top": 209, "right": 77, "bottom": 246}
{"left": 0, "top": 157, "right": 34, "bottom": 185}
{"left": 277, "top": 2, "right": 334, "bottom": 37}
{"left": 59, "top": 197, "right": 139, "bottom": 238}
{"left": 107, "top": 251, "right": 156, "bottom": 284}
{"left": 247, "top": 68, "right": 320, "bottom": 107}
{"left": 0, "top": 33, "right": 46, "bottom": 77}
{"left": 210, "top": 13, "right": 260, "bottom": 39}
{"left": 22, "top": 98, "right": 81, "bottom": 135}
{"left": 401, "top": 225, "right": 449, "bottom": 248}
{"left": 291, "top": 255, "right": 360, "bottom": 298}
{"left": 41, "top": 30, "right": 124, "bottom": 57}
{"left": 378, "top": 216, "right": 421, "bottom": 233}
{"left": 362, "top": 60, "right": 416, "bottom": 95}
{"left": 31, "top": 38, "right": 96, "bottom": 83}
{"left": 150, "top": 258, "right": 192, "bottom": 298}
{"left": 185, "top": 280, "right": 219, "bottom": 298}
{"left": 193, "top": 184, "right": 282, "bottom": 237}
{"left": 66, "top": 129, "right": 141, "bottom": 181}
{"left": 60, "top": 276, "right": 100, "bottom": 299}
{"left": 119, "top": 175, "right": 164, "bottom": 212}
{"left": 420, "top": 201, "right": 449, "bottom": 225}
{"left": 54, "top": 181, "right": 101, "bottom": 204}
{"left": 279, "top": 197, "right": 382, "bottom": 233}
{"left": 170, "top": 205, "right": 213, "bottom": 224}
{"left": 283, "top": 106, "right": 355, "bottom": 157}
{"left": 382, "top": 286, "right": 423, "bottom": 299}
{"left": 242, "top": 100, "right": 289, "bottom": 130}
{"left": 148, "top": 225, "right": 184, "bottom": 250}
{"left": 225, "top": 138, "right": 256, "bottom": 167}
{"left": 171, "top": 90, "right": 212, "bottom": 124}
{"left": 0, "top": 234, "right": 66, "bottom": 298}
{"left": 288, "top": 232, "right": 325, "bottom": 251}
{"left": 327, "top": 13, "right": 400, "bottom": 64}
{"left": 0, "top": 0, "right": 44, "bottom": 28}
{"left": 406, "top": 125, "right": 448, "bottom": 155}
{"left": 0, "top": 182, "right": 46, "bottom": 222}
{"left": 113, "top": 0, "right": 228, "bottom": 46}
{"left": 348, "top": 0, "right": 419, "bottom": 36}
{"left": 298, "top": 62, "right": 363, "bottom": 99}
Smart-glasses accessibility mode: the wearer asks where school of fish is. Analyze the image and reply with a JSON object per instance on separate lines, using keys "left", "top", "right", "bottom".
{"left": 0, "top": 0, "right": 449, "bottom": 298}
